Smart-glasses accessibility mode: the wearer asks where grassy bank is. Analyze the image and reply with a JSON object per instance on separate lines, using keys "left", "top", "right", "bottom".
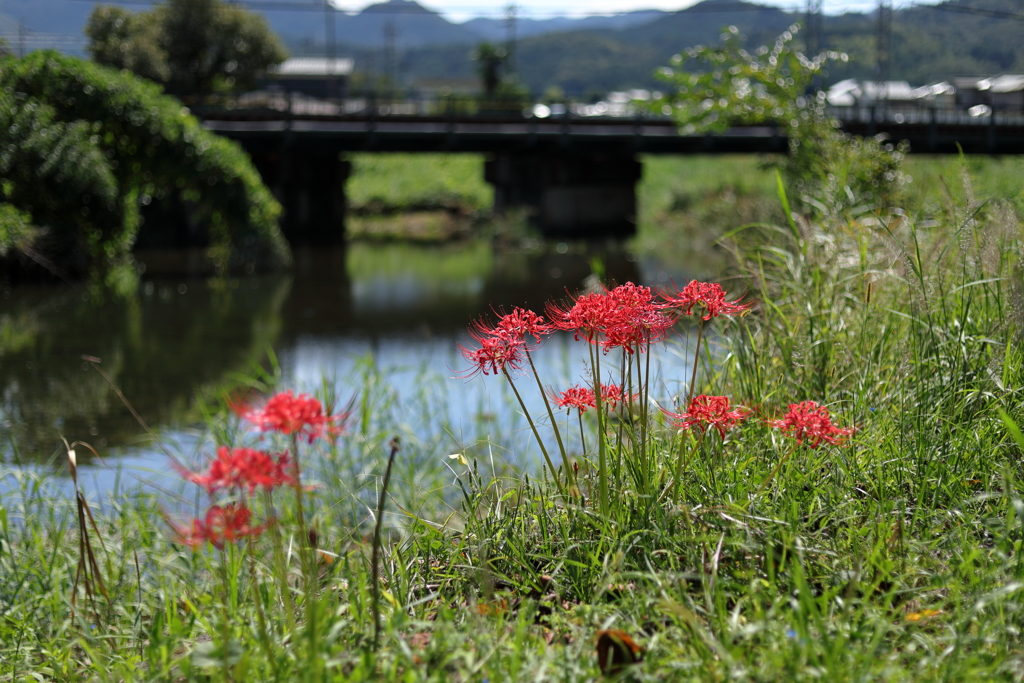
{"left": 4, "top": 156, "right": 1024, "bottom": 681}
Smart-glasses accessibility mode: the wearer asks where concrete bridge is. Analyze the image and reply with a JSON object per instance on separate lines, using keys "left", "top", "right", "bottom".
{"left": 200, "top": 101, "right": 1024, "bottom": 243}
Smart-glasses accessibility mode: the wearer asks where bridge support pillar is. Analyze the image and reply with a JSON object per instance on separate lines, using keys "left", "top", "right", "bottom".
{"left": 485, "top": 152, "right": 641, "bottom": 238}
{"left": 249, "top": 150, "right": 350, "bottom": 246}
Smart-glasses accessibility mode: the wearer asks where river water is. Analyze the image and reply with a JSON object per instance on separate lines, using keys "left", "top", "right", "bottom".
{"left": 0, "top": 241, "right": 704, "bottom": 495}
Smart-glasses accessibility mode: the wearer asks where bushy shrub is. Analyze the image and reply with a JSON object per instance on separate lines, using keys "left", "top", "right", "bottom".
{"left": 653, "top": 25, "right": 907, "bottom": 215}
{"left": 0, "top": 52, "right": 289, "bottom": 284}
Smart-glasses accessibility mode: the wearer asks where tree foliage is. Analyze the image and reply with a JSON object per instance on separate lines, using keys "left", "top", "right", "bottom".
{"left": 86, "top": 0, "right": 287, "bottom": 96}
{"left": 85, "top": 6, "right": 170, "bottom": 85}
{"left": 652, "top": 26, "right": 906, "bottom": 212}
{"left": 0, "top": 203, "right": 38, "bottom": 258}
{"left": 0, "top": 52, "right": 289, "bottom": 283}
{"left": 472, "top": 42, "right": 507, "bottom": 98}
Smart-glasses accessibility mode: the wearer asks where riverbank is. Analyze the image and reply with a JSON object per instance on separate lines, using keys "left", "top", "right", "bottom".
{"left": 346, "top": 152, "right": 1024, "bottom": 277}
{"left": 3, "top": 155, "right": 1024, "bottom": 680}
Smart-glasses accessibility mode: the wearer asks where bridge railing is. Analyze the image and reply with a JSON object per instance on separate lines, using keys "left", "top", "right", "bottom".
{"left": 189, "top": 90, "right": 1024, "bottom": 135}
{"left": 827, "top": 105, "right": 1024, "bottom": 127}
{"left": 188, "top": 90, "right": 542, "bottom": 120}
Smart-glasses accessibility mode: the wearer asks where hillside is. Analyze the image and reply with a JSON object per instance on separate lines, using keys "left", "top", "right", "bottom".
{"left": 388, "top": 0, "right": 1024, "bottom": 96}
{"left": 462, "top": 10, "right": 666, "bottom": 42}
{"left": 4, "top": 0, "right": 1024, "bottom": 97}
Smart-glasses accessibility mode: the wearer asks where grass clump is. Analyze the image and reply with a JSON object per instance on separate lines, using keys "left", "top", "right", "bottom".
{"left": 345, "top": 154, "right": 492, "bottom": 214}
{"left": 4, "top": 155, "right": 1024, "bottom": 681}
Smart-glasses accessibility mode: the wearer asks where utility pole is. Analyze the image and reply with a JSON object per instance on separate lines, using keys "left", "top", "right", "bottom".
{"left": 804, "top": 0, "right": 823, "bottom": 93}
{"left": 805, "top": 0, "right": 822, "bottom": 57}
{"left": 18, "top": 18, "right": 25, "bottom": 58}
{"left": 876, "top": 0, "right": 893, "bottom": 83}
{"left": 874, "top": 0, "right": 893, "bottom": 125}
{"left": 325, "top": 0, "right": 336, "bottom": 98}
{"left": 504, "top": 3, "right": 517, "bottom": 75}
{"left": 383, "top": 19, "right": 396, "bottom": 93}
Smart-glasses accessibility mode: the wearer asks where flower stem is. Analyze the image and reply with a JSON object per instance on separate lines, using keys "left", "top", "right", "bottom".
{"left": 289, "top": 433, "right": 317, "bottom": 674}
{"left": 372, "top": 438, "right": 400, "bottom": 650}
{"left": 217, "top": 550, "right": 232, "bottom": 683}
{"left": 503, "top": 368, "right": 565, "bottom": 498}
{"left": 524, "top": 346, "right": 576, "bottom": 493}
{"left": 674, "top": 429, "right": 690, "bottom": 500}
{"left": 264, "top": 490, "right": 298, "bottom": 636}
{"left": 577, "top": 411, "right": 587, "bottom": 460}
{"left": 289, "top": 434, "right": 312, "bottom": 585}
{"left": 246, "top": 534, "right": 279, "bottom": 680}
{"left": 687, "top": 318, "right": 705, "bottom": 408}
{"left": 591, "top": 343, "right": 609, "bottom": 518}
{"left": 643, "top": 339, "right": 652, "bottom": 460}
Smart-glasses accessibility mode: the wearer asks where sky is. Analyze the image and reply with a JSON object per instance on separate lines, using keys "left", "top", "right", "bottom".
{"left": 330, "top": 0, "right": 906, "bottom": 22}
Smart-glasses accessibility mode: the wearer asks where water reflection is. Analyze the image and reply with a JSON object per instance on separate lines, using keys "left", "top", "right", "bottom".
{"left": 0, "top": 242, "right": 690, "bottom": 471}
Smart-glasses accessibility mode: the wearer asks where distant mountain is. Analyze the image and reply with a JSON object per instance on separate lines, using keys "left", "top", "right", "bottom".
{"left": 461, "top": 10, "right": 666, "bottom": 42}
{"left": 220, "top": 0, "right": 480, "bottom": 51}
{"left": 0, "top": 0, "right": 481, "bottom": 55}
{"left": 613, "top": 0, "right": 795, "bottom": 51}
{"left": 331, "top": 0, "right": 479, "bottom": 48}
{"left": 379, "top": 0, "right": 802, "bottom": 96}
{"left": 380, "top": 0, "right": 1024, "bottom": 98}
{"left": 4, "top": 0, "right": 1024, "bottom": 100}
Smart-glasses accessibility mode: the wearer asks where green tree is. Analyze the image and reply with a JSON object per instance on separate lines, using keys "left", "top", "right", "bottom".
{"left": 473, "top": 42, "right": 507, "bottom": 98}
{"left": 85, "top": 6, "right": 169, "bottom": 84}
{"left": 652, "top": 25, "right": 906, "bottom": 212}
{"left": 0, "top": 52, "right": 289, "bottom": 286}
{"left": 86, "top": 0, "right": 287, "bottom": 96}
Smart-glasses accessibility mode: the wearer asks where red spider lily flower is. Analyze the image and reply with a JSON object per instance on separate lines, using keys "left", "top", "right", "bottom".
{"left": 179, "top": 446, "right": 294, "bottom": 494}
{"left": 661, "top": 280, "right": 752, "bottom": 321}
{"left": 238, "top": 391, "right": 346, "bottom": 443}
{"left": 546, "top": 291, "right": 619, "bottom": 344}
{"left": 168, "top": 503, "right": 264, "bottom": 550}
{"left": 490, "top": 307, "right": 554, "bottom": 345}
{"left": 553, "top": 385, "right": 597, "bottom": 414}
{"left": 663, "top": 394, "right": 749, "bottom": 439}
{"left": 600, "top": 384, "right": 639, "bottom": 410}
{"left": 603, "top": 306, "right": 674, "bottom": 354}
{"left": 457, "top": 334, "right": 525, "bottom": 378}
{"left": 603, "top": 283, "right": 674, "bottom": 354}
{"left": 768, "top": 400, "right": 854, "bottom": 448}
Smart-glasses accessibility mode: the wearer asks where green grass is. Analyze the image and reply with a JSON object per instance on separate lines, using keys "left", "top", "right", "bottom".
{"left": 345, "top": 153, "right": 493, "bottom": 214}
{"left": 904, "top": 155, "right": 1024, "bottom": 210}
{"left": 5, "top": 156, "right": 1024, "bottom": 681}
{"left": 634, "top": 155, "right": 784, "bottom": 277}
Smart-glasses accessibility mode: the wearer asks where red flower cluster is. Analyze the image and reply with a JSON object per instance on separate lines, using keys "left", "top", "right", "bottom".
{"left": 662, "top": 280, "right": 751, "bottom": 321}
{"left": 769, "top": 400, "right": 854, "bottom": 448}
{"left": 179, "top": 446, "right": 294, "bottom": 494}
{"left": 480, "top": 307, "right": 553, "bottom": 345}
{"left": 238, "top": 391, "right": 346, "bottom": 443}
{"left": 547, "top": 291, "right": 618, "bottom": 344}
{"left": 554, "top": 385, "right": 596, "bottom": 414}
{"left": 459, "top": 333, "right": 525, "bottom": 378}
{"left": 599, "top": 384, "right": 638, "bottom": 410}
{"left": 603, "top": 283, "right": 674, "bottom": 354}
{"left": 663, "top": 394, "right": 748, "bottom": 439}
{"left": 460, "top": 307, "right": 552, "bottom": 378}
{"left": 547, "top": 283, "right": 673, "bottom": 355}
{"left": 169, "top": 503, "right": 264, "bottom": 550}
{"left": 553, "top": 383, "right": 638, "bottom": 413}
